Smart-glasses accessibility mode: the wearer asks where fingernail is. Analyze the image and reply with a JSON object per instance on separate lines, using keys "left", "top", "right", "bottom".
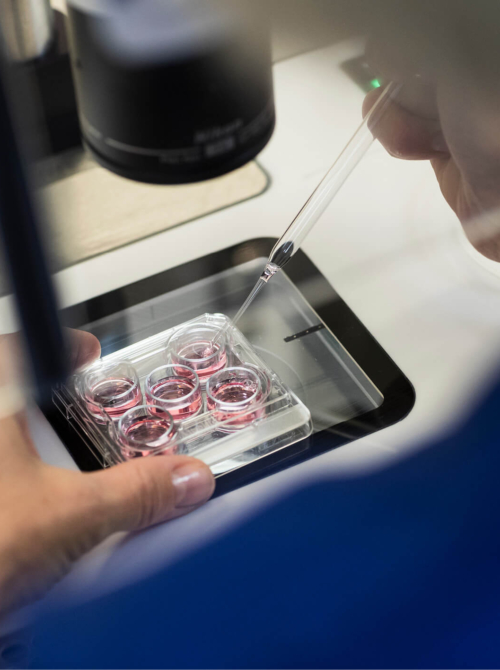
{"left": 431, "top": 133, "right": 448, "bottom": 153}
{"left": 172, "top": 463, "right": 215, "bottom": 509}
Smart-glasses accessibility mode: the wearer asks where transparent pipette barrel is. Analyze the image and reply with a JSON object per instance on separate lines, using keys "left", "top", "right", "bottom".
{"left": 210, "top": 278, "right": 267, "bottom": 349}
{"left": 212, "top": 82, "right": 400, "bottom": 347}
{"left": 268, "top": 81, "right": 401, "bottom": 269}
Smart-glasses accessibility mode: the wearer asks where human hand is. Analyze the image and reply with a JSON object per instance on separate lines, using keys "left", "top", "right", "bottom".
{"left": 0, "top": 329, "right": 215, "bottom": 619}
{"left": 363, "top": 40, "right": 500, "bottom": 261}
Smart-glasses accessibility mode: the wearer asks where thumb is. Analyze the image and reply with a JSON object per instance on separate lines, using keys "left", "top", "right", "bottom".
{"left": 86, "top": 455, "right": 216, "bottom": 532}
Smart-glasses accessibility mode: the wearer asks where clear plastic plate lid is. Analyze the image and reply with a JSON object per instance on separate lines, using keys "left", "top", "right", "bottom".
{"left": 54, "top": 313, "right": 313, "bottom": 475}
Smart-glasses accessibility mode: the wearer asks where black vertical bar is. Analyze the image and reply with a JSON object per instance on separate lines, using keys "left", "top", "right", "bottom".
{"left": 0, "top": 52, "right": 67, "bottom": 407}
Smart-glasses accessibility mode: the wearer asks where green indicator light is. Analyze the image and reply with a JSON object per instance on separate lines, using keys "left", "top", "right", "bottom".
{"left": 370, "top": 78, "right": 381, "bottom": 89}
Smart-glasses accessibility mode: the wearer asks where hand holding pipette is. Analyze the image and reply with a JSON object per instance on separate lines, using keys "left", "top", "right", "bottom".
{"left": 212, "top": 81, "right": 401, "bottom": 347}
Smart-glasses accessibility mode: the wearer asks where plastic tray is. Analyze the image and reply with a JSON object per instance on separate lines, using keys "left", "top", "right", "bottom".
{"left": 53, "top": 314, "right": 313, "bottom": 475}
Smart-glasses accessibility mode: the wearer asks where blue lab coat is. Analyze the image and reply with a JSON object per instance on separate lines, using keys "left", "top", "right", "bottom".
{"left": 31, "top": 377, "right": 500, "bottom": 668}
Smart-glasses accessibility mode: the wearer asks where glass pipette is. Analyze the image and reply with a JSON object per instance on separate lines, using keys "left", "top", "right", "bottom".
{"left": 213, "top": 81, "right": 400, "bottom": 347}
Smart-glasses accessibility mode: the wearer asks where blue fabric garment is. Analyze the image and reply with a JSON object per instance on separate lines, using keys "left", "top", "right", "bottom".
{"left": 31, "top": 380, "right": 500, "bottom": 668}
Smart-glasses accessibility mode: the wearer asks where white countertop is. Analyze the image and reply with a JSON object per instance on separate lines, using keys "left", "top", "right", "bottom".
{"left": 12, "top": 40, "right": 500, "bottom": 603}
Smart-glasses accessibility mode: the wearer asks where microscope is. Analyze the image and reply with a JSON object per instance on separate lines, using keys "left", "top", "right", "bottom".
{"left": 0, "top": 0, "right": 414, "bottom": 488}
{"left": 0, "top": 0, "right": 275, "bottom": 404}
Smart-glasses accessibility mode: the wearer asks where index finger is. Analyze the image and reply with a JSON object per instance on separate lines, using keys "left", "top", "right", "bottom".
{"left": 363, "top": 86, "right": 448, "bottom": 160}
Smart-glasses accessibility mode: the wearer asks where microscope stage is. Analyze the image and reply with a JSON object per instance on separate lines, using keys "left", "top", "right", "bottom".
{"left": 46, "top": 238, "right": 415, "bottom": 496}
